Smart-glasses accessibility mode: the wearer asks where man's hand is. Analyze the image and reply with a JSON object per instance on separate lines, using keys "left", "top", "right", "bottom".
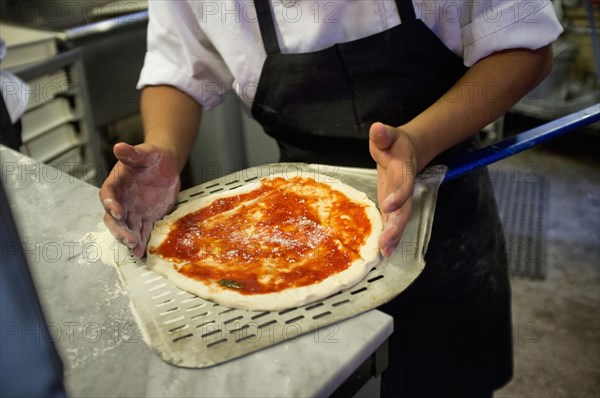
{"left": 368, "top": 46, "right": 554, "bottom": 257}
{"left": 99, "top": 142, "right": 180, "bottom": 258}
{"left": 369, "top": 122, "right": 420, "bottom": 257}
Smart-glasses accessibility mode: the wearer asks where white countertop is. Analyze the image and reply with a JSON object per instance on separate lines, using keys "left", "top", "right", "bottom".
{"left": 0, "top": 145, "right": 393, "bottom": 397}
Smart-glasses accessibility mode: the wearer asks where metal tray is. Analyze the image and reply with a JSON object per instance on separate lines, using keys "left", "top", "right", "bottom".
{"left": 116, "top": 163, "right": 445, "bottom": 368}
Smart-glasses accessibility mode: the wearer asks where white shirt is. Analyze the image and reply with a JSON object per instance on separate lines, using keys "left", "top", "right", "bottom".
{"left": 138, "top": 0, "right": 563, "bottom": 112}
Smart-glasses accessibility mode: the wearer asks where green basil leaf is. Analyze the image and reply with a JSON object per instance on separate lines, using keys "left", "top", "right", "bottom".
{"left": 218, "top": 279, "right": 244, "bottom": 289}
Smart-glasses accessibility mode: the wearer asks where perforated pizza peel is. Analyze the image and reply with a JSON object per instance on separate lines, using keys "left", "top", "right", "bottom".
{"left": 116, "top": 163, "right": 445, "bottom": 368}
{"left": 116, "top": 105, "right": 600, "bottom": 368}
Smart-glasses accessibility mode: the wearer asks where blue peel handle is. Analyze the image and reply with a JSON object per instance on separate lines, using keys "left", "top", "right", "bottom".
{"left": 443, "top": 104, "right": 600, "bottom": 182}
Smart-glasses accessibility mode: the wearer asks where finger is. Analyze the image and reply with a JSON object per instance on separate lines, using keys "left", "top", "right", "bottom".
{"left": 381, "top": 241, "right": 400, "bottom": 258}
{"left": 131, "top": 220, "right": 155, "bottom": 259}
{"left": 380, "top": 181, "right": 413, "bottom": 214}
{"left": 379, "top": 202, "right": 413, "bottom": 257}
{"left": 99, "top": 177, "right": 127, "bottom": 220}
{"left": 379, "top": 214, "right": 403, "bottom": 257}
{"left": 369, "top": 122, "right": 400, "bottom": 152}
{"left": 100, "top": 195, "right": 126, "bottom": 221}
{"left": 103, "top": 213, "right": 138, "bottom": 249}
{"left": 140, "top": 219, "right": 154, "bottom": 254}
{"left": 131, "top": 243, "right": 146, "bottom": 259}
{"left": 127, "top": 212, "right": 144, "bottom": 247}
{"left": 113, "top": 142, "right": 148, "bottom": 168}
{"left": 380, "top": 191, "right": 403, "bottom": 214}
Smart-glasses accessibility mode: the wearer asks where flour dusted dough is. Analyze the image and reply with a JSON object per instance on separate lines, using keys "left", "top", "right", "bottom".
{"left": 146, "top": 174, "right": 382, "bottom": 311}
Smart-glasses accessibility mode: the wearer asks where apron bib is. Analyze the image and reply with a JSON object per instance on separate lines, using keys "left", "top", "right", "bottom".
{"left": 251, "top": 0, "right": 470, "bottom": 167}
{"left": 249, "top": 2, "right": 512, "bottom": 396}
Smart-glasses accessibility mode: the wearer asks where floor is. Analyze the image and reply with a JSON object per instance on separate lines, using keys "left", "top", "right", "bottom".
{"left": 493, "top": 120, "right": 599, "bottom": 397}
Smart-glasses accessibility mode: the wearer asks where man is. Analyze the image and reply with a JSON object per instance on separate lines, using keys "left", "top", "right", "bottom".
{"left": 100, "top": 1, "right": 563, "bottom": 396}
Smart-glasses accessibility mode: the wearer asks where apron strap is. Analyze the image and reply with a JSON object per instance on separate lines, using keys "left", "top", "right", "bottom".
{"left": 254, "top": 1, "right": 417, "bottom": 56}
{"left": 395, "top": 0, "right": 417, "bottom": 23}
{"left": 254, "top": 1, "right": 281, "bottom": 55}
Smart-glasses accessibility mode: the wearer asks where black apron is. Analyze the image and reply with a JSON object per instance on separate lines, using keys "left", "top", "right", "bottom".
{"left": 250, "top": 1, "right": 512, "bottom": 396}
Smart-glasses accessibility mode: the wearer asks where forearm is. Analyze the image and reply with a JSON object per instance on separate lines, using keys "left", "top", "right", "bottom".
{"left": 404, "top": 45, "right": 553, "bottom": 171}
{"left": 141, "top": 85, "right": 202, "bottom": 172}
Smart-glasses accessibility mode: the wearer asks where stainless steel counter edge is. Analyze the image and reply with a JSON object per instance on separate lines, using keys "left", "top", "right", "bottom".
{"left": 61, "top": 10, "right": 148, "bottom": 41}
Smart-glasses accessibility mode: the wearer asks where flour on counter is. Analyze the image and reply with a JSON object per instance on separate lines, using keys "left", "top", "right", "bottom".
{"left": 78, "top": 222, "right": 134, "bottom": 269}
{"left": 78, "top": 221, "right": 154, "bottom": 351}
{"left": 63, "top": 302, "right": 142, "bottom": 373}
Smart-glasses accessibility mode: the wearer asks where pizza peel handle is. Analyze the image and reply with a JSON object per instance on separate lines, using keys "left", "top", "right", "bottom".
{"left": 443, "top": 104, "right": 600, "bottom": 182}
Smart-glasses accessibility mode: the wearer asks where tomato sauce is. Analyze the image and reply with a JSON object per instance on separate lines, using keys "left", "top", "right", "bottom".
{"left": 150, "top": 177, "right": 372, "bottom": 294}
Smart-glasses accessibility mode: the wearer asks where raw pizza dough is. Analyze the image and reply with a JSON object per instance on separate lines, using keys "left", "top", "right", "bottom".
{"left": 146, "top": 174, "right": 382, "bottom": 311}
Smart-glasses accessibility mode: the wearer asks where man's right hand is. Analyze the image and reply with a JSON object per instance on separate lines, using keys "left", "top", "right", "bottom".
{"left": 99, "top": 142, "right": 180, "bottom": 258}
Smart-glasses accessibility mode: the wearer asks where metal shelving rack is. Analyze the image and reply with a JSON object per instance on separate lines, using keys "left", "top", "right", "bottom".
{"left": 11, "top": 47, "right": 108, "bottom": 184}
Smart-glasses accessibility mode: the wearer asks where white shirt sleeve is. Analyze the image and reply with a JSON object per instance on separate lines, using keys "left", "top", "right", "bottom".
{"left": 461, "top": 0, "right": 563, "bottom": 66}
{"left": 137, "top": 0, "right": 234, "bottom": 109}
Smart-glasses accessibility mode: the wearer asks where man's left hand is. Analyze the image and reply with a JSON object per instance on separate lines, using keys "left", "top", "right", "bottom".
{"left": 369, "top": 122, "right": 420, "bottom": 257}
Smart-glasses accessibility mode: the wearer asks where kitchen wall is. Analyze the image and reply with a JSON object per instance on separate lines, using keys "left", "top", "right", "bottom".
{"left": 187, "top": 92, "right": 279, "bottom": 186}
